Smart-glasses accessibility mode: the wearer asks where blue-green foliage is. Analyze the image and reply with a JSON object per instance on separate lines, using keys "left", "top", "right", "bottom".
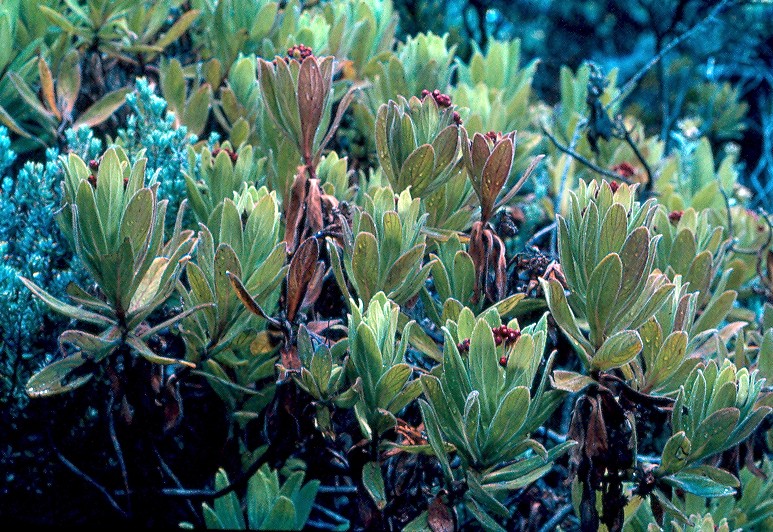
{"left": 1, "top": 81, "right": 213, "bottom": 407}
{"left": 0, "top": 128, "right": 87, "bottom": 408}
{"left": 117, "top": 77, "right": 198, "bottom": 219}
{"left": 65, "top": 126, "right": 104, "bottom": 162}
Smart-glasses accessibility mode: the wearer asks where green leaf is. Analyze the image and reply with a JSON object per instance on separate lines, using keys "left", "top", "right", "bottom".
{"left": 418, "top": 398, "right": 454, "bottom": 482}
{"left": 182, "top": 84, "right": 212, "bottom": 135}
{"left": 405, "top": 321, "right": 442, "bottom": 362}
{"left": 484, "top": 386, "right": 530, "bottom": 455}
{"left": 693, "top": 291, "right": 737, "bottom": 334}
{"left": 59, "top": 329, "right": 117, "bottom": 362}
{"left": 213, "top": 468, "right": 246, "bottom": 530}
{"left": 0, "top": 102, "right": 32, "bottom": 137}
{"left": 375, "top": 363, "right": 412, "bottom": 411}
{"left": 650, "top": 331, "right": 688, "bottom": 386}
{"left": 690, "top": 407, "right": 740, "bottom": 460}
{"left": 540, "top": 278, "right": 593, "bottom": 365}
{"left": 399, "top": 144, "right": 435, "bottom": 196}
{"left": 591, "top": 330, "right": 642, "bottom": 371}
{"left": 19, "top": 277, "right": 115, "bottom": 326}
{"left": 362, "top": 461, "right": 387, "bottom": 511}
{"left": 26, "top": 353, "right": 93, "bottom": 398}
{"left": 465, "top": 495, "right": 507, "bottom": 532}
{"left": 351, "top": 232, "right": 379, "bottom": 304}
{"left": 39, "top": 5, "right": 77, "bottom": 33}
{"left": 262, "top": 496, "right": 297, "bottom": 530}
{"left": 74, "top": 87, "right": 131, "bottom": 128}
{"left": 550, "top": 370, "right": 596, "bottom": 393}
{"left": 652, "top": 488, "right": 689, "bottom": 525}
{"left": 586, "top": 253, "right": 622, "bottom": 346}
{"left": 665, "top": 471, "right": 737, "bottom": 497}
{"left": 659, "top": 431, "right": 691, "bottom": 475}
{"left": 127, "top": 336, "right": 194, "bottom": 367}
{"left": 492, "top": 293, "right": 527, "bottom": 317}
{"left": 128, "top": 257, "right": 170, "bottom": 314}
{"left": 202, "top": 503, "right": 224, "bottom": 529}
{"left": 155, "top": 9, "right": 200, "bottom": 49}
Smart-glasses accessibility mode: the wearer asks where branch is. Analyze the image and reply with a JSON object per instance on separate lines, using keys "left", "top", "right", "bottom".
{"left": 615, "top": 118, "right": 655, "bottom": 193}
{"left": 538, "top": 504, "right": 574, "bottom": 532}
{"left": 55, "top": 446, "right": 128, "bottom": 519}
{"left": 107, "top": 391, "right": 131, "bottom": 514}
{"left": 540, "top": 124, "right": 632, "bottom": 184}
{"left": 154, "top": 446, "right": 200, "bottom": 526}
{"left": 606, "top": 0, "right": 737, "bottom": 110}
{"left": 160, "top": 450, "right": 267, "bottom": 500}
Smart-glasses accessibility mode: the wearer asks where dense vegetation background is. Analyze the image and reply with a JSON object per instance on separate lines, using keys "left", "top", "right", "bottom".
{"left": 1, "top": 0, "right": 773, "bottom": 530}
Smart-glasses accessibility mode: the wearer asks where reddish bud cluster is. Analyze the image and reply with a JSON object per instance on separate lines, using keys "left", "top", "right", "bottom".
{"left": 668, "top": 210, "right": 684, "bottom": 224}
{"left": 611, "top": 161, "right": 636, "bottom": 179}
{"left": 499, "top": 356, "right": 508, "bottom": 367}
{"left": 421, "top": 89, "right": 452, "bottom": 108}
{"left": 607, "top": 180, "right": 620, "bottom": 193}
{"left": 287, "top": 44, "right": 314, "bottom": 61}
{"left": 212, "top": 147, "right": 238, "bottom": 163}
{"left": 452, "top": 111, "right": 462, "bottom": 126}
{"left": 456, "top": 325, "right": 521, "bottom": 356}
{"left": 484, "top": 131, "right": 502, "bottom": 143}
{"left": 87, "top": 159, "right": 100, "bottom": 188}
{"left": 492, "top": 325, "right": 521, "bottom": 346}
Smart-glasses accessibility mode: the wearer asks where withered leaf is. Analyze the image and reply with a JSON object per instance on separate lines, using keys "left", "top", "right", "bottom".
{"left": 284, "top": 168, "right": 307, "bottom": 254}
{"left": 470, "top": 132, "right": 490, "bottom": 185}
{"left": 480, "top": 138, "right": 514, "bottom": 222}
{"left": 298, "top": 57, "right": 325, "bottom": 159}
{"left": 428, "top": 495, "right": 455, "bottom": 532}
{"left": 286, "top": 237, "right": 320, "bottom": 322}
{"left": 586, "top": 396, "right": 608, "bottom": 458}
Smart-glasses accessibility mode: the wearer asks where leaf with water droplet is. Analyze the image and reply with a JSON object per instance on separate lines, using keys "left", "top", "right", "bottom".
{"left": 26, "top": 353, "right": 93, "bottom": 398}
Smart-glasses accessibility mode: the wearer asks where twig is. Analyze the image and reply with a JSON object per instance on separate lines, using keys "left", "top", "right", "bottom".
{"left": 606, "top": 0, "right": 737, "bottom": 110}
{"left": 312, "top": 503, "right": 350, "bottom": 524}
{"left": 541, "top": 124, "right": 632, "bottom": 184}
{"left": 717, "top": 178, "right": 736, "bottom": 248}
{"left": 55, "top": 446, "right": 128, "bottom": 519}
{"left": 534, "top": 427, "right": 567, "bottom": 444}
{"left": 526, "top": 222, "right": 557, "bottom": 248}
{"left": 537, "top": 503, "right": 573, "bottom": 532}
{"left": 616, "top": 119, "right": 655, "bottom": 193}
{"left": 107, "top": 391, "right": 131, "bottom": 515}
{"left": 317, "top": 484, "right": 358, "bottom": 494}
{"left": 307, "top": 519, "right": 346, "bottom": 531}
{"left": 755, "top": 210, "right": 773, "bottom": 296}
{"left": 154, "top": 446, "right": 201, "bottom": 526}
{"left": 160, "top": 450, "right": 266, "bottom": 499}
{"left": 547, "top": 120, "right": 587, "bottom": 258}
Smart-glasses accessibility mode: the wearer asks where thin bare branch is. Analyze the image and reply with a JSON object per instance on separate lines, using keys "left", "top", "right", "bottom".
{"left": 606, "top": 0, "right": 737, "bottom": 110}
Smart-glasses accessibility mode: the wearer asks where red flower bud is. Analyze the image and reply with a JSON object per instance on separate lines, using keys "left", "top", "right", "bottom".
{"left": 485, "top": 131, "right": 501, "bottom": 143}
{"left": 499, "top": 356, "right": 508, "bottom": 367}
{"left": 611, "top": 162, "right": 636, "bottom": 179}
{"left": 287, "top": 44, "right": 314, "bottom": 61}
{"left": 668, "top": 210, "right": 683, "bottom": 224}
{"left": 421, "top": 88, "right": 453, "bottom": 109}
